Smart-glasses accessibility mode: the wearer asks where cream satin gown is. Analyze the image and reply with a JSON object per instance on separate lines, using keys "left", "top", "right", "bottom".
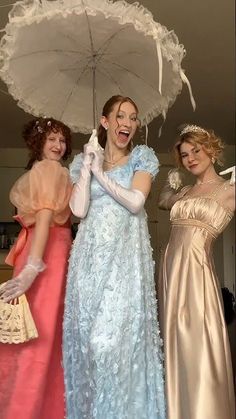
{"left": 159, "top": 181, "right": 235, "bottom": 419}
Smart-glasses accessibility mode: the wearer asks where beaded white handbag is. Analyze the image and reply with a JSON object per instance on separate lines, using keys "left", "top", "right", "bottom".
{"left": 0, "top": 287, "right": 38, "bottom": 344}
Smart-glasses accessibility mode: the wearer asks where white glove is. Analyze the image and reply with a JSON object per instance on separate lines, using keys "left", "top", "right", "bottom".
{"left": 0, "top": 256, "right": 45, "bottom": 302}
{"left": 91, "top": 148, "right": 145, "bottom": 214}
{"left": 167, "top": 169, "right": 183, "bottom": 190}
{"left": 69, "top": 130, "right": 101, "bottom": 218}
{"left": 88, "top": 129, "right": 103, "bottom": 151}
{"left": 219, "top": 166, "right": 235, "bottom": 185}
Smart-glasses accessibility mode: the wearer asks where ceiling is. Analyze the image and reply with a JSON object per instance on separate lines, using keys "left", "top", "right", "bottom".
{"left": 0, "top": 0, "right": 235, "bottom": 153}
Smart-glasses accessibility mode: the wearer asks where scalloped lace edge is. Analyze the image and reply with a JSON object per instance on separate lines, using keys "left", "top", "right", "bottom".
{"left": 0, "top": 0, "right": 189, "bottom": 133}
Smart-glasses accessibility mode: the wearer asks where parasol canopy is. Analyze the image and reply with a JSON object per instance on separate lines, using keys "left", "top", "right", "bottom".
{"left": 0, "top": 0, "right": 195, "bottom": 133}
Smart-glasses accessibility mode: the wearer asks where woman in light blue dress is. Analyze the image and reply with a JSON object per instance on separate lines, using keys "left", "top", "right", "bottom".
{"left": 63, "top": 95, "right": 165, "bottom": 419}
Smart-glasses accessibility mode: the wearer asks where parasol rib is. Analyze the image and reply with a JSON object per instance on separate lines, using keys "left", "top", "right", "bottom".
{"left": 99, "top": 58, "right": 161, "bottom": 93}
{"left": 82, "top": 0, "right": 97, "bottom": 127}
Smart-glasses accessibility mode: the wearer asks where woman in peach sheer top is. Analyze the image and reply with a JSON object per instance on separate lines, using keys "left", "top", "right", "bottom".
{"left": 0, "top": 118, "right": 73, "bottom": 419}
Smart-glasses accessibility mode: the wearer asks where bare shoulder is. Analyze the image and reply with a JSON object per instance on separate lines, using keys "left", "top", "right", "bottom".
{"left": 220, "top": 180, "right": 235, "bottom": 212}
{"left": 173, "top": 185, "right": 192, "bottom": 203}
{"left": 159, "top": 184, "right": 192, "bottom": 210}
{"left": 221, "top": 180, "right": 235, "bottom": 196}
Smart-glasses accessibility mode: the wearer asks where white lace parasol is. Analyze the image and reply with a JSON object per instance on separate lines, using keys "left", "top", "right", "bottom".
{"left": 0, "top": 0, "right": 195, "bottom": 133}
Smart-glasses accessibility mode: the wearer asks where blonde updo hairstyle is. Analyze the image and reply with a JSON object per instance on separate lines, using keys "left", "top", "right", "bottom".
{"left": 173, "top": 125, "right": 225, "bottom": 168}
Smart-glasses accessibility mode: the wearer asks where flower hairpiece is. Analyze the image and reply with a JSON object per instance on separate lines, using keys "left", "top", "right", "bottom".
{"left": 34, "top": 119, "right": 52, "bottom": 133}
{"left": 180, "top": 124, "right": 208, "bottom": 137}
{"left": 35, "top": 120, "right": 43, "bottom": 133}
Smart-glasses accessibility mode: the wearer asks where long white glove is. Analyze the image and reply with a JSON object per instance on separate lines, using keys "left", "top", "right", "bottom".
{"left": 90, "top": 148, "right": 145, "bottom": 214}
{"left": 69, "top": 130, "right": 100, "bottom": 218}
{"left": 219, "top": 166, "right": 235, "bottom": 185}
{"left": 0, "top": 256, "right": 45, "bottom": 302}
{"left": 88, "top": 128, "right": 103, "bottom": 152}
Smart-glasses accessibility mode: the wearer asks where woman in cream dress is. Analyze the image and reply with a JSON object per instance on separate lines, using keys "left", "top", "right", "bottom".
{"left": 158, "top": 124, "right": 235, "bottom": 419}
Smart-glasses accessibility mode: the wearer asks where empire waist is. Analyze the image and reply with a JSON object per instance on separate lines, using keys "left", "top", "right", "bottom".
{"left": 171, "top": 218, "right": 218, "bottom": 239}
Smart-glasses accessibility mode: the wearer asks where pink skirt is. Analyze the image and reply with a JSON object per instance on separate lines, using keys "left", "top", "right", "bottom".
{"left": 0, "top": 223, "right": 72, "bottom": 419}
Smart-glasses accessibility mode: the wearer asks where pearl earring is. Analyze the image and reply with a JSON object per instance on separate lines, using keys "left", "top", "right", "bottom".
{"left": 211, "top": 157, "right": 215, "bottom": 164}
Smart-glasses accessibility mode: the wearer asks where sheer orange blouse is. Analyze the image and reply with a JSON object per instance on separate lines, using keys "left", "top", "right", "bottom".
{"left": 10, "top": 159, "right": 73, "bottom": 226}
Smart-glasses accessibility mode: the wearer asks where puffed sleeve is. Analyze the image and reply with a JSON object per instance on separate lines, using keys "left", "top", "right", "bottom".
{"left": 69, "top": 153, "right": 84, "bottom": 184}
{"left": 10, "top": 160, "right": 72, "bottom": 226}
{"left": 130, "top": 145, "right": 159, "bottom": 180}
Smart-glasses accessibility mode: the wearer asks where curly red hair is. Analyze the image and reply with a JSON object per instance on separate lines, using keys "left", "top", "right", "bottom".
{"left": 23, "top": 117, "right": 72, "bottom": 169}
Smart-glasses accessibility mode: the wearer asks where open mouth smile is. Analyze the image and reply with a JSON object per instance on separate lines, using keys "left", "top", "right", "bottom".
{"left": 117, "top": 129, "right": 130, "bottom": 142}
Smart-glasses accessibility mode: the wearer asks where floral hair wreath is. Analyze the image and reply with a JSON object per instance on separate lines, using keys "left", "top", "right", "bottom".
{"left": 35, "top": 119, "right": 52, "bottom": 133}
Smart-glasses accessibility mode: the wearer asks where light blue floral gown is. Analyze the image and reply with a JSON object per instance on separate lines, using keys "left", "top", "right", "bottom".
{"left": 63, "top": 145, "right": 166, "bottom": 419}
